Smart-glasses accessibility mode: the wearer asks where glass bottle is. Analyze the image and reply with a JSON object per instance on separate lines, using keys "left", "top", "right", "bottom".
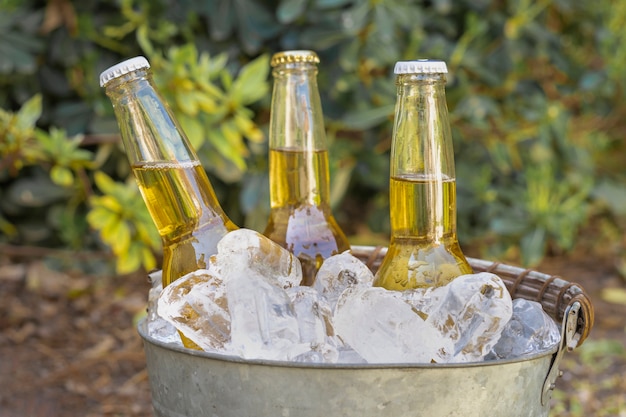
{"left": 373, "top": 59, "right": 472, "bottom": 291}
{"left": 263, "top": 50, "right": 350, "bottom": 286}
{"left": 100, "top": 56, "right": 237, "bottom": 289}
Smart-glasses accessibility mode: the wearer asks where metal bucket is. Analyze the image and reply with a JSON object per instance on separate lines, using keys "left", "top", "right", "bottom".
{"left": 138, "top": 249, "right": 593, "bottom": 417}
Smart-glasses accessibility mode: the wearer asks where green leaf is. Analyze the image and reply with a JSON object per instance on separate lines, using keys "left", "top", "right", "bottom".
{"left": 207, "top": 124, "right": 247, "bottom": 172}
{"left": 0, "top": 26, "right": 43, "bottom": 74}
{"left": 233, "top": 0, "right": 280, "bottom": 54}
{"left": 198, "top": 142, "right": 245, "bottom": 183}
{"left": 593, "top": 180, "right": 626, "bottom": 216}
{"left": 141, "top": 246, "right": 157, "bottom": 271}
{"left": 87, "top": 206, "right": 119, "bottom": 230}
{"left": 277, "top": 0, "right": 308, "bottom": 23}
{"left": 178, "top": 113, "right": 205, "bottom": 150}
{"left": 135, "top": 221, "right": 160, "bottom": 249}
{"left": 116, "top": 242, "right": 143, "bottom": 274}
{"left": 175, "top": 90, "right": 199, "bottom": 116}
{"left": 229, "top": 54, "right": 270, "bottom": 105}
{"left": 15, "top": 94, "right": 42, "bottom": 131}
{"left": 93, "top": 171, "right": 120, "bottom": 195}
{"left": 94, "top": 195, "right": 124, "bottom": 214}
{"left": 233, "top": 111, "right": 264, "bottom": 143}
{"left": 50, "top": 165, "right": 74, "bottom": 187}
{"left": 194, "top": 90, "right": 219, "bottom": 113}
{"left": 299, "top": 25, "right": 350, "bottom": 50}
{"left": 339, "top": 1, "right": 370, "bottom": 32}
{"left": 203, "top": 52, "right": 229, "bottom": 79}
{"left": 102, "top": 218, "right": 131, "bottom": 254}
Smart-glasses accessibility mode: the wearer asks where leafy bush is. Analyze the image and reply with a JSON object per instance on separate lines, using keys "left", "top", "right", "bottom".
{"left": 1, "top": 0, "right": 625, "bottom": 274}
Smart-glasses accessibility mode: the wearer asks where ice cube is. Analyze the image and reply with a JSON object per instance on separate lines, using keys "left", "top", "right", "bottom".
{"left": 157, "top": 267, "right": 231, "bottom": 351}
{"left": 215, "top": 229, "right": 302, "bottom": 289}
{"left": 488, "top": 298, "right": 561, "bottom": 360}
{"left": 225, "top": 270, "right": 307, "bottom": 360}
{"left": 287, "top": 286, "right": 333, "bottom": 344}
{"left": 313, "top": 251, "right": 375, "bottom": 310}
{"left": 403, "top": 272, "right": 513, "bottom": 362}
{"left": 215, "top": 230, "right": 309, "bottom": 360}
{"left": 147, "top": 271, "right": 181, "bottom": 345}
{"left": 286, "top": 286, "right": 339, "bottom": 363}
{"left": 336, "top": 347, "right": 367, "bottom": 364}
{"left": 334, "top": 286, "right": 453, "bottom": 363}
{"left": 147, "top": 269, "right": 162, "bottom": 321}
{"left": 291, "top": 343, "right": 339, "bottom": 364}
{"left": 148, "top": 313, "right": 183, "bottom": 346}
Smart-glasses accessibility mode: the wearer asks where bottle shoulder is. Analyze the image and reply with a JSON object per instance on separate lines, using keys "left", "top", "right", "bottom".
{"left": 374, "top": 237, "right": 471, "bottom": 290}
{"left": 265, "top": 205, "right": 349, "bottom": 250}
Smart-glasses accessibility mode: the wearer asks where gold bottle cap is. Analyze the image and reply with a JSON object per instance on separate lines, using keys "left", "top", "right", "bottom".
{"left": 100, "top": 56, "right": 151, "bottom": 87}
{"left": 394, "top": 59, "right": 447, "bottom": 74}
{"left": 271, "top": 50, "right": 320, "bottom": 67}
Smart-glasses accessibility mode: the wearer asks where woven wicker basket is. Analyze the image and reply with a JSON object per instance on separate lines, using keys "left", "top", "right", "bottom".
{"left": 351, "top": 245, "right": 594, "bottom": 347}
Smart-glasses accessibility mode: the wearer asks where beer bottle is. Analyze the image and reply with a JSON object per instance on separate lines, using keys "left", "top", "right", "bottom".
{"left": 100, "top": 56, "right": 237, "bottom": 288}
{"left": 373, "top": 60, "right": 472, "bottom": 291}
{"left": 263, "top": 50, "right": 350, "bottom": 286}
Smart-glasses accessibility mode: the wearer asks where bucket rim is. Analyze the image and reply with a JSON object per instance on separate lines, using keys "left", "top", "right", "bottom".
{"left": 137, "top": 318, "right": 558, "bottom": 370}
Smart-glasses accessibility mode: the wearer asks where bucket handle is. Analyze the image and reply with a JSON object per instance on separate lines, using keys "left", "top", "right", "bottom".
{"left": 541, "top": 300, "right": 581, "bottom": 406}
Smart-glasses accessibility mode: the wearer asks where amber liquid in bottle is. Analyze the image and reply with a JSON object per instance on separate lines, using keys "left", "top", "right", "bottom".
{"left": 264, "top": 148, "right": 349, "bottom": 285}
{"left": 374, "top": 174, "right": 472, "bottom": 290}
{"left": 132, "top": 160, "right": 236, "bottom": 287}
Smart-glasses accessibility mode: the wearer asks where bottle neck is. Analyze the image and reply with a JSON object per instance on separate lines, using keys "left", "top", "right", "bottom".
{"left": 390, "top": 73, "right": 455, "bottom": 180}
{"left": 104, "top": 69, "right": 199, "bottom": 166}
{"left": 268, "top": 62, "right": 330, "bottom": 207}
{"left": 389, "top": 72, "right": 458, "bottom": 243}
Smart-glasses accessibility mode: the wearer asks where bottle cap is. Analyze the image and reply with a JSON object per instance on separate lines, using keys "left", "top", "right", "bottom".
{"left": 394, "top": 59, "right": 447, "bottom": 75}
{"left": 99, "top": 56, "right": 151, "bottom": 87}
{"left": 271, "top": 50, "right": 320, "bottom": 67}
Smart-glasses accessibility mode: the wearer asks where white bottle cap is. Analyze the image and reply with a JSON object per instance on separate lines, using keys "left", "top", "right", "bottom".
{"left": 99, "top": 56, "right": 151, "bottom": 87}
{"left": 394, "top": 59, "right": 447, "bottom": 74}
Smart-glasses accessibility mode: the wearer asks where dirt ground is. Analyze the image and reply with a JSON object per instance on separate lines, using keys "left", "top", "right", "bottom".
{"left": 0, "top": 244, "right": 625, "bottom": 417}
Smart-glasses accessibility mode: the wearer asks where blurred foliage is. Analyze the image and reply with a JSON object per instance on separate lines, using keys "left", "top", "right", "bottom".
{"left": 1, "top": 0, "right": 626, "bottom": 274}
{"left": 551, "top": 338, "right": 626, "bottom": 416}
{"left": 150, "top": 45, "right": 270, "bottom": 183}
{"left": 87, "top": 171, "right": 160, "bottom": 274}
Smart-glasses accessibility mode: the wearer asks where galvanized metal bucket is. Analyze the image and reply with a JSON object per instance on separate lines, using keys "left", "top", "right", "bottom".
{"left": 138, "top": 246, "right": 594, "bottom": 417}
